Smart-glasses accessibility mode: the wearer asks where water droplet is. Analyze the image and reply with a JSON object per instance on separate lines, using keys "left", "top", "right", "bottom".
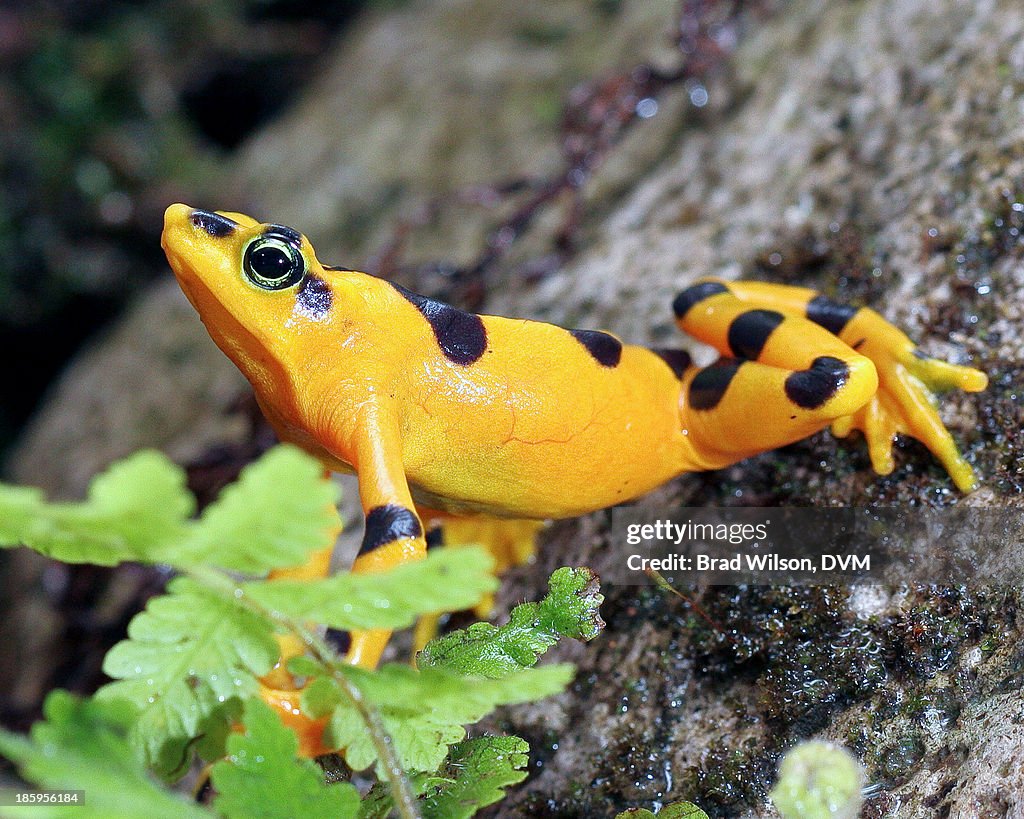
{"left": 635, "top": 97, "right": 658, "bottom": 118}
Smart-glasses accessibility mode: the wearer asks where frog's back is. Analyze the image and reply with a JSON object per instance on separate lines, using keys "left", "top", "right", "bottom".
{"left": 324, "top": 277, "right": 698, "bottom": 518}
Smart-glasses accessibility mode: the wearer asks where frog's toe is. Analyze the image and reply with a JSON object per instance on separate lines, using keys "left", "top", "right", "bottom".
{"left": 931, "top": 435, "right": 979, "bottom": 493}
{"left": 889, "top": 359, "right": 981, "bottom": 492}
{"left": 833, "top": 395, "right": 898, "bottom": 477}
{"left": 834, "top": 359, "right": 980, "bottom": 492}
{"left": 906, "top": 350, "right": 988, "bottom": 394}
{"left": 863, "top": 397, "right": 899, "bottom": 477}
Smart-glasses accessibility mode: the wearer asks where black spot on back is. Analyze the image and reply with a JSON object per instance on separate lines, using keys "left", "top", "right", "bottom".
{"left": 727, "top": 309, "right": 785, "bottom": 360}
{"left": 296, "top": 272, "right": 332, "bottom": 319}
{"left": 689, "top": 359, "right": 743, "bottom": 410}
{"left": 784, "top": 356, "right": 849, "bottom": 409}
{"left": 806, "top": 295, "right": 859, "bottom": 336}
{"left": 673, "top": 281, "right": 729, "bottom": 320}
{"left": 360, "top": 504, "right": 423, "bottom": 555}
{"left": 189, "top": 210, "right": 238, "bottom": 238}
{"left": 570, "top": 329, "right": 622, "bottom": 367}
{"left": 650, "top": 347, "right": 693, "bottom": 379}
{"left": 265, "top": 223, "right": 303, "bottom": 245}
{"left": 392, "top": 283, "right": 488, "bottom": 365}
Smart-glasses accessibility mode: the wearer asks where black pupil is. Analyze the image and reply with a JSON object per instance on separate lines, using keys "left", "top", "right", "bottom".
{"left": 250, "top": 245, "right": 292, "bottom": 280}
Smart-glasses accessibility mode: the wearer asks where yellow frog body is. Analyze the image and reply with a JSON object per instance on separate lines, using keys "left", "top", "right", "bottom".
{"left": 162, "top": 204, "right": 987, "bottom": 669}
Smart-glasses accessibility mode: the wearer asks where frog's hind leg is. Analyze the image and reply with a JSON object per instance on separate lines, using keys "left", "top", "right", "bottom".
{"left": 673, "top": 279, "right": 987, "bottom": 490}
{"left": 411, "top": 509, "right": 543, "bottom": 653}
{"left": 672, "top": 281, "right": 878, "bottom": 470}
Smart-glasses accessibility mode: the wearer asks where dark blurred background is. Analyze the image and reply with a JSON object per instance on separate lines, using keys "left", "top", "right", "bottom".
{"left": 0, "top": 0, "right": 370, "bottom": 463}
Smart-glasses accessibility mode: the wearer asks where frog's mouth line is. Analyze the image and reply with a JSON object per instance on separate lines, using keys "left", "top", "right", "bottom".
{"left": 160, "top": 240, "right": 204, "bottom": 314}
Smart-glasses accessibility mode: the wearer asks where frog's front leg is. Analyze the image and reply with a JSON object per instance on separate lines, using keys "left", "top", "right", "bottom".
{"left": 344, "top": 404, "right": 427, "bottom": 668}
{"left": 674, "top": 280, "right": 987, "bottom": 490}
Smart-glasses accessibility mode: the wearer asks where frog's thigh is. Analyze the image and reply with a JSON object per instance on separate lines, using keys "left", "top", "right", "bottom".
{"left": 673, "top": 280, "right": 870, "bottom": 374}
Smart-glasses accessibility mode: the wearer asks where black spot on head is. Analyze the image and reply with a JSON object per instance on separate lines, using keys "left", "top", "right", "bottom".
{"left": 189, "top": 210, "right": 238, "bottom": 238}
{"left": 852, "top": 337, "right": 866, "bottom": 350}
{"left": 570, "top": 329, "right": 622, "bottom": 367}
{"left": 727, "top": 309, "right": 785, "bottom": 360}
{"left": 391, "top": 283, "right": 487, "bottom": 365}
{"left": 265, "top": 223, "right": 303, "bottom": 245}
{"left": 360, "top": 504, "right": 423, "bottom": 555}
{"left": 296, "top": 272, "right": 332, "bottom": 319}
{"left": 806, "top": 295, "right": 859, "bottom": 336}
{"left": 650, "top": 347, "right": 693, "bottom": 379}
{"left": 689, "top": 358, "right": 743, "bottom": 410}
{"left": 672, "top": 281, "right": 729, "bottom": 320}
{"left": 784, "top": 356, "right": 849, "bottom": 409}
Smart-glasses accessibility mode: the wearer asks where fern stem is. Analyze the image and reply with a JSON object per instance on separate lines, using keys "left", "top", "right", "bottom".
{"left": 188, "top": 567, "right": 422, "bottom": 819}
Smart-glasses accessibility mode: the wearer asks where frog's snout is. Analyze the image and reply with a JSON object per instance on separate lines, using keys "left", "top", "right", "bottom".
{"left": 164, "top": 203, "right": 241, "bottom": 240}
{"left": 163, "top": 202, "right": 193, "bottom": 229}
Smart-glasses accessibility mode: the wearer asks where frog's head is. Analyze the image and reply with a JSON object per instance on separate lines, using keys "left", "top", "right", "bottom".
{"left": 162, "top": 203, "right": 337, "bottom": 392}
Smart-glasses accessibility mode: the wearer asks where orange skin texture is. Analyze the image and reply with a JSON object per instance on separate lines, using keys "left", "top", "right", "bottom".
{"left": 162, "top": 206, "right": 706, "bottom": 519}
{"left": 162, "top": 203, "right": 986, "bottom": 679}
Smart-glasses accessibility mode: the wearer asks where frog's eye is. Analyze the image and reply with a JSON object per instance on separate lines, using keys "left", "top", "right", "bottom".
{"left": 243, "top": 236, "right": 305, "bottom": 290}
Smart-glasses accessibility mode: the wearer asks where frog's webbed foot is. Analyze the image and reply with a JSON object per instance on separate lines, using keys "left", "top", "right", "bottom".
{"left": 831, "top": 349, "right": 987, "bottom": 492}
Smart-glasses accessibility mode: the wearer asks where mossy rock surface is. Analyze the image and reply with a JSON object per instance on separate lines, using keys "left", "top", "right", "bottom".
{"left": 7, "top": 0, "right": 1024, "bottom": 816}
